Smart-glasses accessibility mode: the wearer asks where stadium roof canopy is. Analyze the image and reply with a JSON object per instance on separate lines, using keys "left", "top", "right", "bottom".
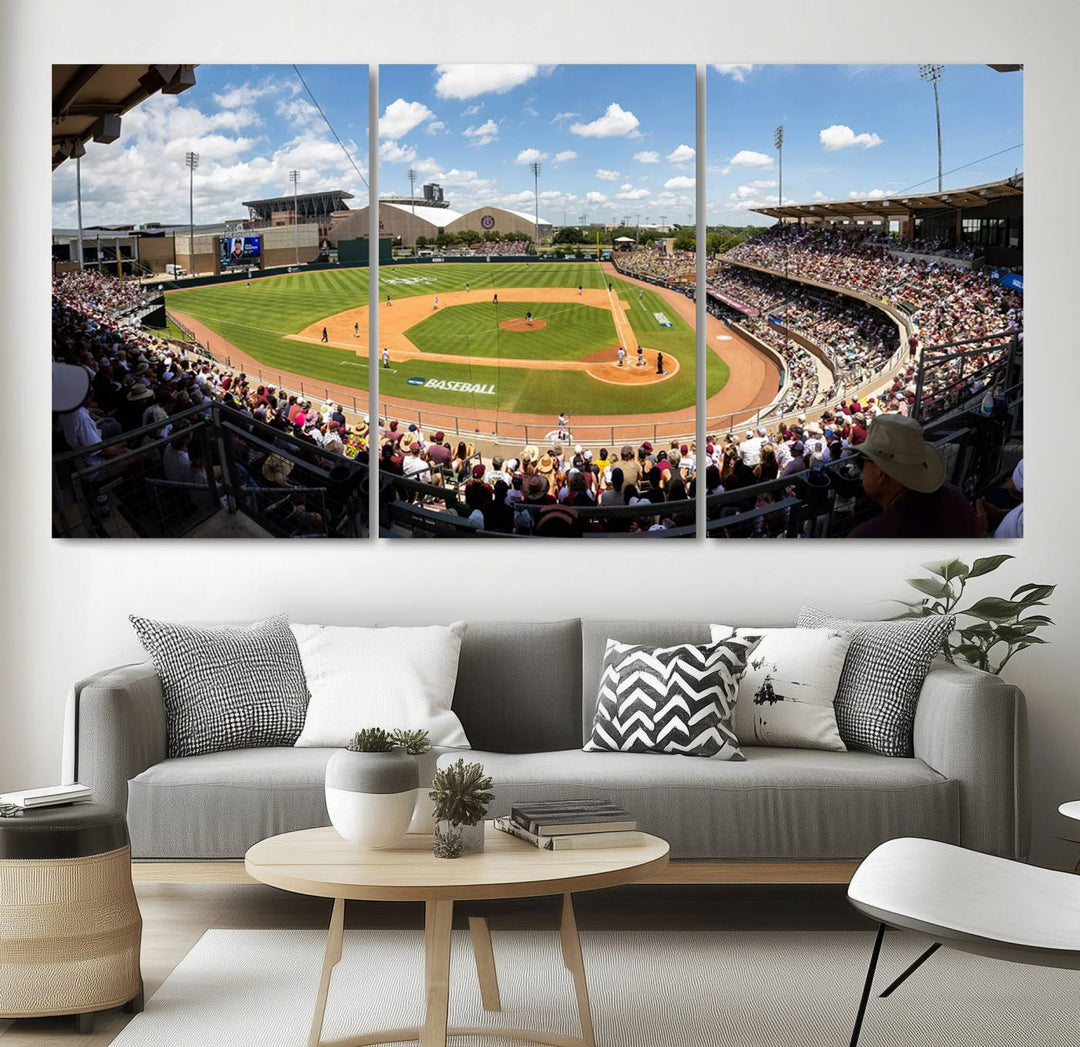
{"left": 752, "top": 175, "right": 1023, "bottom": 222}
{"left": 381, "top": 201, "right": 467, "bottom": 225}
{"left": 243, "top": 190, "right": 355, "bottom": 219}
{"left": 53, "top": 65, "right": 197, "bottom": 169}
{"left": 496, "top": 206, "right": 554, "bottom": 227}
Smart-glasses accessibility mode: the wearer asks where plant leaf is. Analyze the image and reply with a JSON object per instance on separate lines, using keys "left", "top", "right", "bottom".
{"left": 961, "top": 597, "right": 1026, "bottom": 622}
{"left": 906, "top": 577, "right": 952, "bottom": 599}
{"left": 959, "top": 623, "right": 995, "bottom": 638}
{"left": 1016, "top": 584, "right": 1056, "bottom": 605}
{"left": 967, "top": 554, "right": 1014, "bottom": 578}
{"left": 1019, "top": 614, "right": 1054, "bottom": 627}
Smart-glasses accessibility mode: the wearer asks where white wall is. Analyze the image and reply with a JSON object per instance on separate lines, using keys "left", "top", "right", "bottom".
{"left": 3, "top": 0, "right": 1078, "bottom": 866}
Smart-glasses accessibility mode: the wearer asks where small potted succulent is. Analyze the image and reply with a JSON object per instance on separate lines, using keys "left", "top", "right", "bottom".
{"left": 430, "top": 758, "right": 494, "bottom": 857}
{"left": 324, "top": 728, "right": 430, "bottom": 849}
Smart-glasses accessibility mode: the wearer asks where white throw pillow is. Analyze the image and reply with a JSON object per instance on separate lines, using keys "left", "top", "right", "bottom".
{"left": 291, "top": 622, "right": 470, "bottom": 748}
{"left": 710, "top": 625, "right": 849, "bottom": 752}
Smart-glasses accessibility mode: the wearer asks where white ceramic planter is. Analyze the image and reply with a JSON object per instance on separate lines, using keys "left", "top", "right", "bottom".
{"left": 408, "top": 750, "right": 440, "bottom": 835}
{"left": 325, "top": 750, "right": 418, "bottom": 849}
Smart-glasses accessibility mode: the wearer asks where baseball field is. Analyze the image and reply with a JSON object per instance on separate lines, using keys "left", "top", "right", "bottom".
{"left": 165, "top": 261, "right": 729, "bottom": 422}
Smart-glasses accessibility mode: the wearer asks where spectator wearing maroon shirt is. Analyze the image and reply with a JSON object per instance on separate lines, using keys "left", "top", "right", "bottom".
{"left": 849, "top": 415, "right": 978, "bottom": 538}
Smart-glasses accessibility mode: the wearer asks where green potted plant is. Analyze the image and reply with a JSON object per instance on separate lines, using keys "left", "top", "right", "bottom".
{"left": 889, "top": 555, "right": 1054, "bottom": 674}
{"left": 430, "top": 758, "right": 494, "bottom": 856}
{"left": 324, "top": 728, "right": 431, "bottom": 849}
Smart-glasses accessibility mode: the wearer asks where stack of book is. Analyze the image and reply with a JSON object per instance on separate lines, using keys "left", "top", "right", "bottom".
{"left": 494, "top": 799, "right": 638, "bottom": 851}
{"left": 0, "top": 783, "right": 93, "bottom": 811}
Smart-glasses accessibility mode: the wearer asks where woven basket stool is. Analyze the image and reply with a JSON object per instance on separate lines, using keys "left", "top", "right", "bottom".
{"left": 0, "top": 804, "right": 143, "bottom": 1034}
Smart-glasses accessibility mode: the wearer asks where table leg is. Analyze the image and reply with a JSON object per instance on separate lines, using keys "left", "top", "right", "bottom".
{"left": 421, "top": 899, "right": 454, "bottom": 1047}
{"left": 307, "top": 897, "right": 345, "bottom": 1047}
{"left": 559, "top": 894, "right": 595, "bottom": 1047}
{"left": 469, "top": 916, "right": 502, "bottom": 1012}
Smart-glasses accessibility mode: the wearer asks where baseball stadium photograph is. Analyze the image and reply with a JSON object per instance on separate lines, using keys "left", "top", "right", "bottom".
{"left": 701, "top": 64, "right": 1023, "bottom": 539}
{"left": 49, "top": 63, "right": 1022, "bottom": 541}
{"left": 51, "top": 64, "right": 372, "bottom": 538}
{"left": 370, "top": 64, "right": 709, "bottom": 538}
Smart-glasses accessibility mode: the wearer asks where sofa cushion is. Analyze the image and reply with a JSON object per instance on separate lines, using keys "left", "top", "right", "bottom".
{"left": 461, "top": 747, "right": 958, "bottom": 861}
{"left": 127, "top": 747, "right": 336, "bottom": 859}
{"left": 581, "top": 620, "right": 712, "bottom": 743}
{"left": 453, "top": 619, "right": 582, "bottom": 753}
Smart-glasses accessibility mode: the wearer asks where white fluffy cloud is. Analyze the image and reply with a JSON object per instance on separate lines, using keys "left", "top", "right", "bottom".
{"left": 729, "top": 149, "right": 773, "bottom": 168}
{"left": 515, "top": 147, "right": 548, "bottom": 164}
{"left": 551, "top": 111, "right": 578, "bottom": 123}
{"left": 275, "top": 98, "right": 320, "bottom": 130}
{"left": 819, "top": 124, "right": 883, "bottom": 150}
{"left": 213, "top": 79, "right": 293, "bottom": 109}
{"left": 585, "top": 191, "right": 608, "bottom": 204}
{"left": 634, "top": 150, "right": 660, "bottom": 164}
{"left": 570, "top": 102, "right": 640, "bottom": 138}
{"left": 713, "top": 64, "right": 754, "bottom": 82}
{"left": 616, "top": 185, "right": 650, "bottom": 200}
{"left": 52, "top": 89, "right": 366, "bottom": 227}
{"left": 553, "top": 150, "right": 577, "bottom": 164}
{"left": 666, "top": 144, "right": 695, "bottom": 164}
{"left": 434, "top": 64, "right": 541, "bottom": 101}
{"left": 379, "top": 98, "right": 435, "bottom": 139}
{"left": 595, "top": 168, "right": 620, "bottom": 181}
{"left": 378, "top": 140, "right": 417, "bottom": 164}
{"left": 425, "top": 121, "right": 445, "bottom": 135}
{"left": 665, "top": 175, "right": 695, "bottom": 190}
{"left": 463, "top": 118, "right": 499, "bottom": 146}
{"left": 461, "top": 104, "right": 482, "bottom": 117}
{"left": 410, "top": 157, "right": 442, "bottom": 175}
{"left": 848, "top": 188, "right": 888, "bottom": 199}
{"left": 813, "top": 190, "right": 828, "bottom": 200}
{"left": 748, "top": 179, "right": 777, "bottom": 188}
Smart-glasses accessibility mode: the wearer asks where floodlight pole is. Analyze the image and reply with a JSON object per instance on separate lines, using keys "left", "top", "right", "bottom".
{"left": 290, "top": 170, "right": 301, "bottom": 266}
{"left": 920, "top": 65, "right": 944, "bottom": 192}
{"left": 774, "top": 125, "right": 784, "bottom": 213}
{"left": 75, "top": 154, "right": 85, "bottom": 270}
{"left": 407, "top": 168, "right": 417, "bottom": 217}
{"left": 185, "top": 151, "right": 199, "bottom": 275}
{"left": 530, "top": 161, "right": 542, "bottom": 245}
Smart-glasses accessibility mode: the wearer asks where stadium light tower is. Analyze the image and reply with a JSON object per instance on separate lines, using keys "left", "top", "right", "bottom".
{"left": 530, "top": 161, "right": 542, "bottom": 245}
{"left": 774, "top": 125, "right": 784, "bottom": 212}
{"left": 185, "top": 152, "right": 199, "bottom": 274}
{"left": 919, "top": 64, "right": 945, "bottom": 192}
{"left": 289, "top": 170, "right": 301, "bottom": 266}
{"left": 407, "top": 167, "right": 417, "bottom": 217}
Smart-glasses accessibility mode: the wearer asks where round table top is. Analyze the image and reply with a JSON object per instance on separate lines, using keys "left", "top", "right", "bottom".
{"left": 245, "top": 824, "right": 670, "bottom": 902}
{"left": 1059, "top": 801, "right": 1080, "bottom": 822}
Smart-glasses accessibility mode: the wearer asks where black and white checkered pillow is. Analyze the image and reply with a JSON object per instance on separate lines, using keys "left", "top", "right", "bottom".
{"left": 798, "top": 607, "right": 955, "bottom": 757}
{"left": 130, "top": 614, "right": 310, "bottom": 758}
{"left": 584, "top": 637, "right": 756, "bottom": 760}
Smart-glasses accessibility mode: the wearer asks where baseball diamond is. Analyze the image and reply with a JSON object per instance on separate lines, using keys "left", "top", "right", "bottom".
{"left": 164, "top": 261, "right": 782, "bottom": 447}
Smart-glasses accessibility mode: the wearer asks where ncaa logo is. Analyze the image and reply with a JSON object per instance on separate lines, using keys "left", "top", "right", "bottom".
{"left": 406, "top": 376, "right": 426, "bottom": 386}
{"left": 480, "top": 215, "right": 495, "bottom": 230}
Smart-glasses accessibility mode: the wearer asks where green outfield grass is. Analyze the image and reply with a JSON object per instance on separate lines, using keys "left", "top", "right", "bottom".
{"left": 404, "top": 301, "right": 616, "bottom": 361}
{"left": 164, "top": 262, "right": 729, "bottom": 416}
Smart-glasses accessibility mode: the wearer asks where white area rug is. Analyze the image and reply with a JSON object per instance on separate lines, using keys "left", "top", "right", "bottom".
{"left": 112, "top": 928, "right": 1079, "bottom": 1046}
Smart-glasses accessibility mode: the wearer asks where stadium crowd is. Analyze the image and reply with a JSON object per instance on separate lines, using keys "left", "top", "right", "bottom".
{"left": 52, "top": 271, "right": 368, "bottom": 536}
{"left": 476, "top": 239, "right": 531, "bottom": 256}
{"left": 616, "top": 246, "right": 695, "bottom": 286}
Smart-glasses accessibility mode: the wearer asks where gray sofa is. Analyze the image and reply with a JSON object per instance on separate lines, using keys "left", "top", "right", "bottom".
{"left": 64, "top": 618, "right": 1030, "bottom": 865}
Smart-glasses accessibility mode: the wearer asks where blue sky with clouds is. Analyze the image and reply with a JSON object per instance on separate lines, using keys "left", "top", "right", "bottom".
{"left": 708, "top": 64, "right": 1023, "bottom": 225}
{"left": 52, "top": 65, "right": 368, "bottom": 227}
{"left": 378, "top": 65, "right": 696, "bottom": 226}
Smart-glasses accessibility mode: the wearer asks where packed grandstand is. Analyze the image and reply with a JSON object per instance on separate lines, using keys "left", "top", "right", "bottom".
{"left": 52, "top": 207, "right": 1023, "bottom": 539}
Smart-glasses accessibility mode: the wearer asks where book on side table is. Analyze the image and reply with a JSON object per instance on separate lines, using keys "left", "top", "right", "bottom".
{"left": 495, "top": 799, "right": 639, "bottom": 850}
{"left": 0, "top": 783, "right": 93, "bottom": 810}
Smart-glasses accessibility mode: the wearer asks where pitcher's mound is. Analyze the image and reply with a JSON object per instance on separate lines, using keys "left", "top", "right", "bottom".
{"left": 499, "top": 317, "right": 547, "bottom": 332}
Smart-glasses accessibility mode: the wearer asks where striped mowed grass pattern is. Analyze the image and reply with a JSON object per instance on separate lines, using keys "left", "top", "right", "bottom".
{"left": 165, "top": 262, "right": 728, "bottom": 415}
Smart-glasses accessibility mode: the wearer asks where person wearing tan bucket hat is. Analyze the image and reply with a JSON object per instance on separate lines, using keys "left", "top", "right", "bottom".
{"left": 849, "top": 414, "right": 978, "bottom": 538}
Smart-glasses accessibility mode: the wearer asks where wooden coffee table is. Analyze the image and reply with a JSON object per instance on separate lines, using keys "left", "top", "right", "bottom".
{"left": 245, "top": 823, "right": 669, "bottom": 1047}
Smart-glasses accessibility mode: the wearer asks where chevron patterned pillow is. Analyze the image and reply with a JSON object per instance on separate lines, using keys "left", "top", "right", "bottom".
{"left": 584, "top": 637, "right": 757, "bottom": 759}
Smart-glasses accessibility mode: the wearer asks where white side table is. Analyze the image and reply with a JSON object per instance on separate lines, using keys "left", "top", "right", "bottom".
{"left": 1057, "top": 801, "right": 1080, "bottom": 873}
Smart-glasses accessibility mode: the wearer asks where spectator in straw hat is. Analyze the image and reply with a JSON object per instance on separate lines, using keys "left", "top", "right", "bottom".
{"left": 849, "top": 415, "right": 978, "bottom": 538}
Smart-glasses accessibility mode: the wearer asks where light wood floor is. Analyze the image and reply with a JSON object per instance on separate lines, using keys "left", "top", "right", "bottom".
{"left": 0, "top": 883, "right": 867, "bottom": 1045}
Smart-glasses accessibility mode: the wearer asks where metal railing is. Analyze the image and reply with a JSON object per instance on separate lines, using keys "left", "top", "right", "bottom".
{"left": 52, "top": 402, "right": 368, "bottom": 538}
